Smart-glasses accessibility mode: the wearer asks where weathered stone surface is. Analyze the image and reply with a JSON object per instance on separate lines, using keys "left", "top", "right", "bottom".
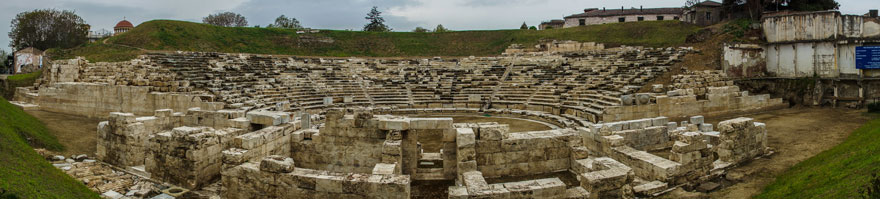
{"left": 260, "top": 155, "right": 295, "bottom": 173}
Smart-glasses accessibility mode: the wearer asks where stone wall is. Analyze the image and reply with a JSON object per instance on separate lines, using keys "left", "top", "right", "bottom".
{"left": 470, "top": 127, "right": 577, "bottom": 178}
{"left": 602, "top": 85, "right": 786, "bottom": 122}
{"left": 15, "top": 82, "right": 222, "bottom": 118}
{"left": 222, "top": 157, "right": 411, "bottom": 199}
{"left": 146, "top": 126, "right": 246, "bottom": 189}
{"left": 97, "top": 111, "right": 179, "bottom": 167}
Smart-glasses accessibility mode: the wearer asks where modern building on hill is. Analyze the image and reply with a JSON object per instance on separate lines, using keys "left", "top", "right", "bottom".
{"left": 539, "top": 20, "right": 565, "bottom": 30}
{"left": 563, "top": 6, "right": 683, "bottom": 28}
{"left": 114, "top": 19, "right": 134, "bottom": 35}
{"left": 13, "top": 47, "right": 44, "bottom": 74}
{"left": 682, "top": 1, "right": 723, "bottom": 26}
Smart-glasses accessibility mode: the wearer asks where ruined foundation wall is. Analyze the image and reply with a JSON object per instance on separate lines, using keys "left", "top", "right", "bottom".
{"left": 471, "top": 127, "right": 578, "bottom": 178}
{"left": 147, "top": 126, "right": 246, "bottom": 189}
{"left": 97, "top": 111, "right": 179, "bottom": 167}
{"left": 602, "top": 86, "right": 786, "bottom": 122}
{"left": 222, "top": 160, "right": 410, "bottom": 199}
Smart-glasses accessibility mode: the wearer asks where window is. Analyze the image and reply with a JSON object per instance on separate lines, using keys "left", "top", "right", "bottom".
{"left": 618, "top": 17, "right": 626, "bottom": 22}
{"left": 637, "top": 17, "right": 644, "bottom": 21}
{"left": 674, "top": 16, "right": 680, "bottom": 20}
{"left": 657, "top": 16, "right": 664, "bottom": 21}
{"left": 579, "top": 19, "right": 586, "bottom": 26}
{"left": 706, "top": 12, "right": 712, "bottom": 21}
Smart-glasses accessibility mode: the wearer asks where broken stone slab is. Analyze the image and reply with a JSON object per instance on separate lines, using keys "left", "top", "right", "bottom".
{"left": 372, "top": 163, "right": 397, "bottom": 175}
{"left": 633, "top": 181, "right": 667, "bottom": 196}
{"left": 51, "top": 155, "right": 66, "bottom": 161}
{"left": 259, "top": 155, "right": 295, "bottom": 173}
{"left": 102, "top": 190, "right": 124, "bottom": 199}
{"left": 246, "top": 111, "right": 291, "bottom": 126}
{"left": 696, "top": 181, "right": 720, "bottom": 192}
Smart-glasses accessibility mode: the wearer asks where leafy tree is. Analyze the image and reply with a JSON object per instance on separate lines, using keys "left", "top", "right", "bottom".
{"left": 434, "top": 24, "right": 449, "bottom": 32}
{"left": 520, "top": 22, "right": 528, "bottom": 29}
{"left": 788, "top": 0, "right": 839, "bottom": 11}
{"left": 413, "top": 27, "right": 429, "bottom": 32}
{"left": 8, "top": 9, "right": 89, "bottom": 51}
{"left": 203, "top": 12, "right": 248, "bottom": 27}
{"left": 0, "top": 50, "right": 8, "bottom": 74}
{"left": 363, "top": 6, "right": 391, "bottom": 32}
{"left": 268, "top": 15, "right": 303, "bottom": 29}
{"left": 529, "top": 26, "right": 537, "bottom": 30}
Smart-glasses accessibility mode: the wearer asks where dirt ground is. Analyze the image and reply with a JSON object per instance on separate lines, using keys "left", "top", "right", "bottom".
{"left": 26, "top": 110, "right": 103, "bottom": 157}
{"left": 665, "top": 107, "right": 871, "bottom": 198}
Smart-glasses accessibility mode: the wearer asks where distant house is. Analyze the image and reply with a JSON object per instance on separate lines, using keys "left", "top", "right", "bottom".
{"left": 539, "top": 20, "right": 565, "bottom": 30}
{"left": 682, "top": 1, "right": 723, "bottom": 26}
{"left": 88, "top": 29, "right": 112, "bottom": 43}
{"left": 563, "top": 6, "right": 683, "bottom": 28}
{"left": 865, "top": 9, "right": 878, "bottom": 18}
{"left": 114, "top": 19, "right": 135, "bottom": 35}
{"left": 13, "top": 47, "right": 44, "bottom": 74}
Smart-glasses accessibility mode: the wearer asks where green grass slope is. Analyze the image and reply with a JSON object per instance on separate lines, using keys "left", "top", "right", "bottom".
{"left": 2, "top": 71, "right": 42, "bottom": 100}
{"left": 0, "top": 97, "right": 99, "bottom": 199}
{"left": 53, "top": 20, "right": 698, "bottom": 61}
{"left": 758, "top": 115, "right": 880, "bottom": 198}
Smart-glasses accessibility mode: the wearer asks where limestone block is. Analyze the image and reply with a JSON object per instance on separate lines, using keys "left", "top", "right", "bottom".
{"left": 372, "top": 163, "right": 397, "bottom": 175}
{"left": 651, "top": 117, "right": 669, "bottom": 127}
{"left": 410, "top": 118, "right": 453, "bottom": 129}
{"left": 155, "top": 109, "right": 173, "bottom": 117}
{"left": 260, "top": 155, "right": 295, "bottom": 173}
{"left": 666, "top": 122, "right": 678, "bottom": 131}
{"left": 449, "top": 186, "right": 469, "bottom": 199}
{"left": 478, "top": 124, "right": 509, "bottom": 141}
{"left": 379, "top": 117, "right": 410, "bottom": 130}
{"left": 633, "top": 181, "right": 667, "bottom": 196}
{"left": 246, "top": 111, "right": 290, "bottom": 126}
{"left": 229, "top": 117, "right": 249, "bottom": 130}
{"left": 458, "top": 161, "right": 477, "bottom": 174}
{"left": 383, "top": 140, "right": 402, "bottom": 155}
{"left": 456, "top": 128, "right": 476, "bottom": 148}
{"left": 689, "top": 116, "right": 704, "bottom": 125}
{"left": 323, "top": 97, "right": 333, "bottom": 105}
{"left": 110, "top": 112, "right": 136, "bottom": 125}
{"left": 172, "top": 126, "right": 203, "bottom": 137}
{"left": 700, "top": 123, "right": 713, "bottom": 132}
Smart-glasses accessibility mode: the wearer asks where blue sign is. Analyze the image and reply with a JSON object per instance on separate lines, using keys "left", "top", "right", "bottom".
{"left": 856, "top": 46, "right": 880, "bottom": 69}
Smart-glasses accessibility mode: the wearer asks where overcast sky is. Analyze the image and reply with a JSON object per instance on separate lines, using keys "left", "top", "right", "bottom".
{"left": 1, "top": 0, "right": 876, "bottom": 52}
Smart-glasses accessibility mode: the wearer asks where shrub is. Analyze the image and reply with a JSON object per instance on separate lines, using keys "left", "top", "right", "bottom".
{"left": 868, "top": 102, "right": 880, "bottom": 113}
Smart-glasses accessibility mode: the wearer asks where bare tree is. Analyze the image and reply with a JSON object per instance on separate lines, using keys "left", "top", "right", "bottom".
{"left": 203, "top": 12, "right": 248, "bottom": 27}
{"left": 8, "top": 9, "right": 89, "bottom": 51}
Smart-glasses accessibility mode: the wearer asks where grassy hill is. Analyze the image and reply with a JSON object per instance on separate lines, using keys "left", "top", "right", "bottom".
{"left": 0, "top": 97, "right": 99, "bottom": 199}
{"left": 758, "top": 115, "right": 880, "bottom": 198}
{"left": 52, "top": 20, "right": 700, "bottom": 62}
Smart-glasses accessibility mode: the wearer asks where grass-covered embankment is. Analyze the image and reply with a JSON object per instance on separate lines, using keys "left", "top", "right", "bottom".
{"left": 0, "top": 97, "right": 99, "bottom": 199}
{"left": 758, "top": 114, "right": 880, "bottom": 198}
{"left": 55, "top": 20, "right": 700, "bottom": 61}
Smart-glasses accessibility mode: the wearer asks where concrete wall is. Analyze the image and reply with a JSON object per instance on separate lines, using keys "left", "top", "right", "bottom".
{"left": 754, "top": 11, "right": 880, "bottom": 78}
{"left": 763, "top": 42, "right": 880, "bottom": 78}
{"left": 722, "top": 44, "right": 766, "bottom": 78}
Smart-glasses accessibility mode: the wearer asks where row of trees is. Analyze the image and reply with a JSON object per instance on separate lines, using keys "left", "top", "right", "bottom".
{"left": 412, "top": 24, "right": 449, "bottom": 33}
{"left": 203, "top": 6, "right": 393, "bottom": 32}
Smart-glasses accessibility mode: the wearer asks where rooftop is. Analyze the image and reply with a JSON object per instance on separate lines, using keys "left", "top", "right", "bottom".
{"left": 565, "top": 7, "right": 684, "bottom": 19}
